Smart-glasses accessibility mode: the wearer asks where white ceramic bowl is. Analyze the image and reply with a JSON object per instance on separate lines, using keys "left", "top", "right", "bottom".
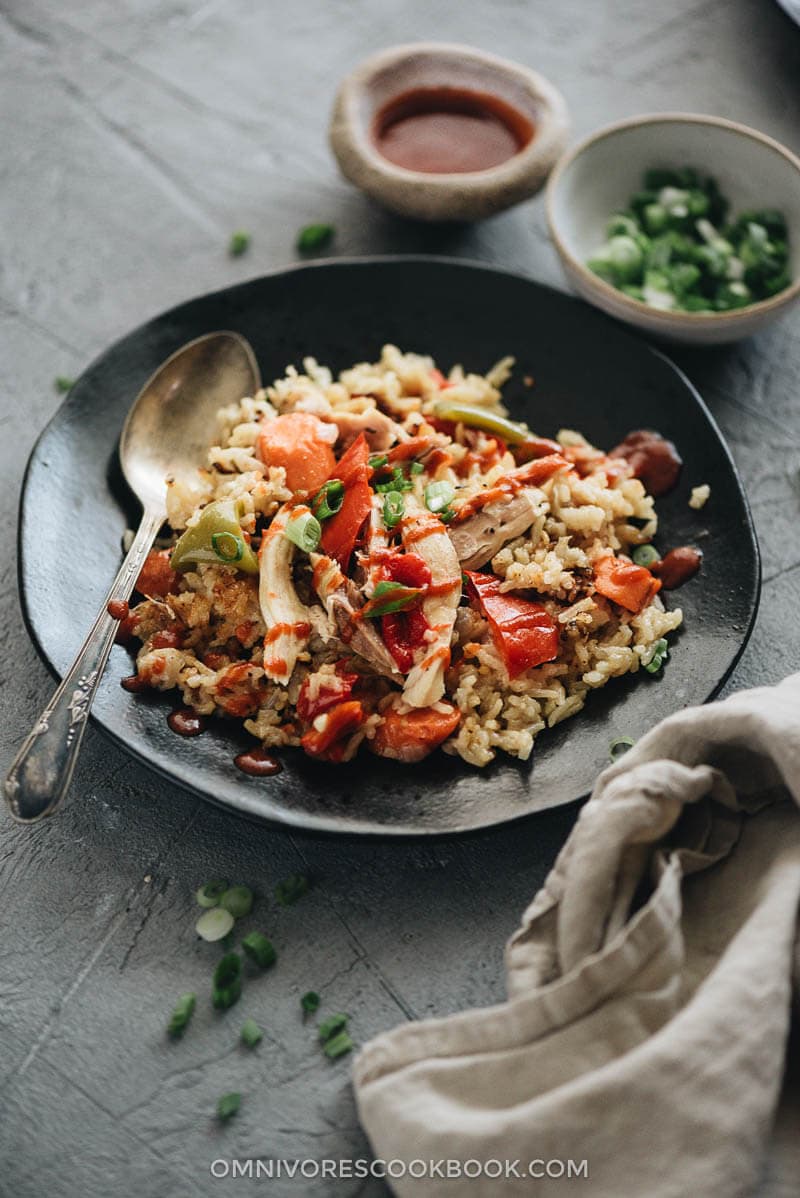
{"left": 546, "top": 114, "right": 800, "bottom": 344}
{"left": 330, "top": 43, "right": 569, "bottom": 222}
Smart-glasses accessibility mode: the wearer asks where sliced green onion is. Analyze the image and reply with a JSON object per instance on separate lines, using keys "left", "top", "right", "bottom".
{"left": 424, "top": 480, "right": 455, "bottom": 514}
{"left": 212, "top": 952, "right": 243, "bottom": 1010}
{"left": 229, "top": 231, "right": 250, "bottom": 257}
{"left": 54, "top": 375, "right": 75, "bottom": 393}
{"left": 323, "top": 1030, "right": 354, "bottom": 1059}
{"left": 196, "top": 879, "right": 229, "bottom": 908}
{"left": 285, "top": 510, "right": 321, "bottom": 553}
{"left": 220, "top": 885, "right": 254, "bottom": 919}
{"left": 433, "top": 401, "right": 529, "bottom": 444}
{"left": 438, "top": 506, "right": 455, "bottom": 524}
{"left": 275, "top": 874, "right": 310, "bottom": 906}
{"left": 409, "top": 461, "right": 425, "bottom": 475}
{"left": 301, "top": 991, "right": 321, "bottom": 1015}
{"left": 383, "top": 490, "right": 405, "bottom": 529}
{"left": 609, "top": 736, "right": 635, "bottom": 762}
{"left": 319, "top": 1012, "right": 349, "bottom": 1043}
{"left": 311, "top": 479, "right": 344, "bottom": 521}
{"left": 240, "top": 1018, "right": 263, "bottom": 1048}
{"left": 375, "top": 466, "right": 413, "bottom": 494}
{"left": 241, "top": 931, "right": 276, "bottom": 969}
{"left": 632, "top": 544, "right": 661, "bottom": 567}
{"left": 217, "top": 1091, "right": 241, "bottom": 1120}
{"left": 361, "top": 580, "right": 423, "bottom": 618}
{"left": 211, "top": 531, "right": 245, "bottom": 563}
{"left": 196, "top": 907, "right": 235, "bottom": 942}
{"left": 368, "top": 454, "right": 388, "bottom": 470}
{"left": 297, "top": 223, "right": 334, "bottom": 253}
{"left": 644, "top": 638, "right": 669, "bottom": 674}
{"left": 167, "top": 992, "right": 196, "bottom": 1038}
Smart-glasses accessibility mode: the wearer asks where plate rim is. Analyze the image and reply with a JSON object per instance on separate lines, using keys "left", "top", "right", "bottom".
{"left": 16, "top": 254, "right": 762, "bottom": 836}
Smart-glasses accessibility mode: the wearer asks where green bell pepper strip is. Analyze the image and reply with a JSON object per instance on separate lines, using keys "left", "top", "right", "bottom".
{"left": 433, "top": 401, "right": 529, "bottom": 445}
{"left": 170, "top": 499, "right": 258, "bottom": 574}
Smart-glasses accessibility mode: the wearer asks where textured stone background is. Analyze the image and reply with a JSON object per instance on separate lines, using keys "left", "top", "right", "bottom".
{"left": 1, "top": 1, "right": 799, "bottom": 1194}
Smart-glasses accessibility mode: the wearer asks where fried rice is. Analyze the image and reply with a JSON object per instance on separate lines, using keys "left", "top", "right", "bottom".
{"left": 123, "top": 345, "right": 683, "bottom": 768}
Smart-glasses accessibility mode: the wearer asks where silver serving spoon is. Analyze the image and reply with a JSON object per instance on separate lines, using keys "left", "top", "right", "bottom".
{"left": 5, "top": 331, "right": 260, "bottom": 823}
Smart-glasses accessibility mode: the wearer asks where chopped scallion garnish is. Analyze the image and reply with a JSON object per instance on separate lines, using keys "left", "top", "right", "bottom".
{"left": 632, "top": 544, "right": 661, "bottom": 567}
{"left": 285, "top": 510, "right": 322, "bottom": 553}
{"left": 275, "top": 874, "right": 310, "bottom": 906}
{"left": 409, "top": 461, "right": 424, "bottom": 475}
{"left": 211, "top": 531, "right": 245, "bottom": 563}
{"left": 301, "top": 991, "right": 321, "bottom": 1015}
{"left": 361, "top": 580, "right": 423, "bottom": 618}
{"left": 424, "top": 480, "right": 455, "bottom": 514}
{"left": 368, "top": 454, "right": 388, "bottom": 470}
{"left": 383, "top": 490, "right": 405, "bottom": 529}
{"left": 609, "top": 736, "right": 635, "bottom": 762}
{"left": 217, "top": 1091, "right": 241, "bottom": 1120}
{"left": 196, "top": 907, "right": 235, "bottom": 942}
{"left": 375, "top": 465, "right": 414, "bottom": 493}
{"left": 310, "top": 479, "right": 344, "bottom": 521}
{"left": 167, "top": 992, "right": 196, "bottom": 1038}
{"left": 212, "top": 952, "right": 243, "bottom": 1010}
{"left": 196, "top": 879, "right": 229, "bottom": 908}
{"left": 297, "top": 223, "right": 334, "bottom": 253}
{"left": 220, "top": 885, "right": 254, "bottom": 919}
{"left": 241, "top": 931, "right": 276, "bottom": 969}
{"left": 240, "top": 1018, "right": 263, "bottom": 1048}
{"left": 318, "top": 1012, "right": 349, "bottom": 1043}
{"left": 323, "top": 1031, "right": 354, "bottom": 1059}
{"left": 229, "top": 231, "right": 250, "bottom": 257}
{"left": 644, "top": 638, "right": 669, "bottom": 674}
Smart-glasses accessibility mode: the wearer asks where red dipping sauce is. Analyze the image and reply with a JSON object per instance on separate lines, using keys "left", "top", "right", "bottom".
{"left": 234, "top": 748, "right": 282, "bottom": 777}
{"left": 373, "top": 87, "right": 534, "bottom": 175}
{"left": 167, "top": 707, "right": 206, "bottom": 737}
{"left": 651, "top": 546, "right": 703, "bottom": 589}
{"left": 610, "top": 430, "right": 683, "bottom": 497}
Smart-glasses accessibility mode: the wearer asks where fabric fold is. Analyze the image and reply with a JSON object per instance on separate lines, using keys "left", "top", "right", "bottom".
{"left": 353, "top": 673, "right": 800, "bottom": 1197}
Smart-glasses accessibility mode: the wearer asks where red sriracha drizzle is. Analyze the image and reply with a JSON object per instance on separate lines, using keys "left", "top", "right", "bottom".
{"left": 377, "top": 552, "right": 431, "bottom": 672}
{"left": 465, "top": 570, "right": 559, "bottom": 679}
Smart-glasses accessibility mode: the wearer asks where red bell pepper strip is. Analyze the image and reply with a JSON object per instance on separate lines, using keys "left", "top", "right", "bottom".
{"left": 381, "top": 607, "right": 430, "bottom": 673}
{"left": 320, "top": 434, "right": 372, "bottom": 570}
{"left": 465, "top": 571, "right": 560, "bottom": 679}
{"left": 381, "top": 552, "right": 432, "bottom": 588}
{"left": 300, "top": 699, "right": 365, "bottom": 759}
{"left": 296, "top": 667, "right": 359, "bottom": 723}
{"left": 593, "top": 553, "right": 662, "bottom": 613}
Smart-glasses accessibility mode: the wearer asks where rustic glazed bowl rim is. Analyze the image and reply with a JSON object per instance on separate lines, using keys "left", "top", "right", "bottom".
{"left": 546, "top": 112, "right": 800, "bottom": 325}
{"left": 337, "top": 41, "right": 569, "bottom": 186}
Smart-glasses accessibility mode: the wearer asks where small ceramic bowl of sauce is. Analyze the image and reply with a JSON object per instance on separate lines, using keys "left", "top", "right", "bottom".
{"left": 330, "top": 43, "right": 570, "bottom": 222}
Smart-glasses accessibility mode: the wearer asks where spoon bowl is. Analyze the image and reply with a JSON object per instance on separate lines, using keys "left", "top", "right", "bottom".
{"left": 120, "top": 331, "right": 260, "bottom": 511}
{"left": 5, "top": 331, "right": 261, "bottom": 823}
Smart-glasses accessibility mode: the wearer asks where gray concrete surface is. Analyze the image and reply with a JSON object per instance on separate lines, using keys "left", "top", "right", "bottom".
{"left": 1, "top": 1, "right": 799, "bottom": 1195}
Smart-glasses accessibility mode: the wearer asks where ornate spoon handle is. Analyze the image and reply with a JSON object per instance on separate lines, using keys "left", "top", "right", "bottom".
{"left": 4, "top": 508, "right": 164, "bottom": 823}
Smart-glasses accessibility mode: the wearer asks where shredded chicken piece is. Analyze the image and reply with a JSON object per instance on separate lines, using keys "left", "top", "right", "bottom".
{"left": 447, "top": 487, "right": 540, "bottom": 569}
{"left": 310, "top": 552, "right": 401, "bottom": 679}
{"left": 258, "top": 503, "right": 315, "bottom": 682}
{"left": 400, "top": 500, "right": 461, "bottom": 707}
{"left": 322, "top": 404, "right": 403, "bottom": 451}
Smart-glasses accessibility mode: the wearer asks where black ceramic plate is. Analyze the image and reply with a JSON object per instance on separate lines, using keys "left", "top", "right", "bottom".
{"left": 19, "top": 258, "right": 759, "bottom": 835}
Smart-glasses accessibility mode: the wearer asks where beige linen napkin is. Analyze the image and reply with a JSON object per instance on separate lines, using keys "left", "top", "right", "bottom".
{"left": 353, "top": 673, "right": 800, "bottom": 1197}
